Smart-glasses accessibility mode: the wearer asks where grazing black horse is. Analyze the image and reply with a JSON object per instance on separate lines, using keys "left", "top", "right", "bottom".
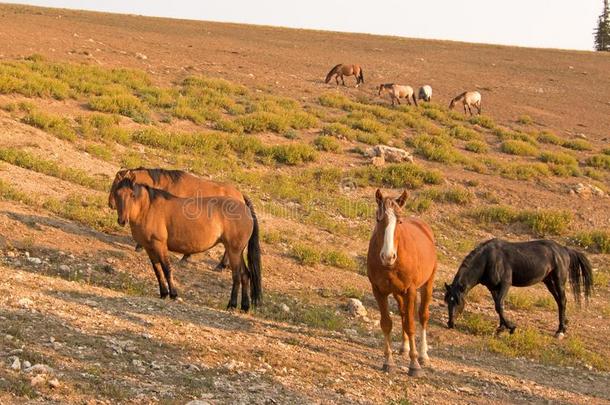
{"left": 444, "top": 238, "right": 593, "bottom": 338}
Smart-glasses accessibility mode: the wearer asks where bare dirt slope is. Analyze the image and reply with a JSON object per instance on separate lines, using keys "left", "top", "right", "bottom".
{"left": 0, "top": 4, "right": 609, "bottom": 405}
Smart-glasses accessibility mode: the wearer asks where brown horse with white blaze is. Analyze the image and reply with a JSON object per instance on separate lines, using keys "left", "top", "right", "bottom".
{"left": 325, "top": 63, "right": 364, "bottom": 87}
{"left": 113, "top": 177, "right": 262, "bottom": 311}
{"left": 108, "top": 168, "right": 245, "bottom": 269}
{"left": 367, "top": 189, "right": 437, "bottom": 377}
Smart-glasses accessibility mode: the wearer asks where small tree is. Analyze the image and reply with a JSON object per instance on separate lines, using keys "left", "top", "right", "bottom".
{"left": 595, "top": 0, "right": 610, "bottom": 51}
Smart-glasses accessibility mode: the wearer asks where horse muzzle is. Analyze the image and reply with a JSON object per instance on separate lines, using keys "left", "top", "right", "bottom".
{"left": 379, "top": 251, "right": 397, "bottom": 267}
{"left": 117, "top": 218, "right": 127, "bottom": 227}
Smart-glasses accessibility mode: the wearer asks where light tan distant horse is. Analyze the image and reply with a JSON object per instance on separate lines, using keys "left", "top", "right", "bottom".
{"left": 367, "top": 189, "right": 437, "bottom": 377}
{"left": 325, "top": 64, "right": 364, "bottom": 87}
{"left": 378, "top": 84, "right": 418, "bottom": 106}
{"left": 449, "top": 91, "right": 482, "bottom": 115}
{"left": 113, "top": 177, "right": 262, "bottom": 311}
{"left": 108, "top": 168, "right": 244, "bottom": 268}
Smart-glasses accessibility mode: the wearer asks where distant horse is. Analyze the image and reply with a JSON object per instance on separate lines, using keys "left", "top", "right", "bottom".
{"left": 378, "top": 84, "right": 418, "bottom": 106}
{"left": 112, "top": 177, "right": 262, "bottom": 311}
{"left": 444, "top": 239, "right": 593, "bottom": 338}
{"left": 325, "top": 64, "right": 364, "bottom": 87}
{"left": 418, "top": 85, "right": 432, "bottom": 102}
{"left": 367, "top": 189, "right": 437, "bottom": 377}
{"left": 449, "top": 91, "right": 481, "bottom": 115}
{"left": 108, "top": 168, "right": 244, "bottom": 269}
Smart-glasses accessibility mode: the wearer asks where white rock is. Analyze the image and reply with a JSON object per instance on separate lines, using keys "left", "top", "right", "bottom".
{"left": 347, "top": 298, "right": 367, "bottom": 318}
{"left": 30, "top": 374, "right": 47, "bottom": 386}
{"left": 186, "top": 401, "right": 211, "bottom": 405}
{"left": 10, "top": 356, "right": 21, "bottom": 370}
{"left": 22, "top": 360, "right": 31, "bottom": 369}
{"left": 17, "top": 298, "right": 34, "bottom": 308}
{"left": 25, "top": 364, "right": 54, "bottom": 374}
{"left": 48, "top": 378, "right": 60, "bottom": 388}
{"left": 280, "top": 303, "right": 290, "bottom": 313}
{"left": 366, "top": 145, "right": 414, "bottom": 163}
{"left": 135, "top": 52, "right": 148, "bottom": 60}
{"left": 132, "top": 359, "right": 143, "bottom": 367}
{"left": 59, "top": 264, "right": 70, "bottom": 272}
{"left": 27, "top": 257, "right": 42, "bottom": 265}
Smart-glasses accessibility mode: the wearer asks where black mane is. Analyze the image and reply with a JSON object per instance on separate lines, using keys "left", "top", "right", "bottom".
{"left": 136, "top": 167, "right": 185, "bottom": 185}
{"left": 115, "top": 177, "right": 176, "bottom": 200}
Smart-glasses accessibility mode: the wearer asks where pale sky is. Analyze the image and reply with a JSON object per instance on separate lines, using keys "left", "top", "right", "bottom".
{"left": 13, "top": 1, "right": 604, "bottom": 50}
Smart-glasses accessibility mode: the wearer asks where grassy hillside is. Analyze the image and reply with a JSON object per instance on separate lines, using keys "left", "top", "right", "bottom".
{"left": 0, "top": 4, "right": 608, "bottom": 404}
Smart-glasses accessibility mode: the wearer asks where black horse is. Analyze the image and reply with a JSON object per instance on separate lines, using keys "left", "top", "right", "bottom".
{"left": 444, "top": 238, "right": 593, "bottom": 337}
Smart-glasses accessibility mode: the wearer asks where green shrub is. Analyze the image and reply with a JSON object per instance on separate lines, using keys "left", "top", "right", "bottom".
{"left": 267, "top": 144, "right": 318, "bottom": 165}
{"left": 517, "top": 115, "right": 533, "bottom": 125}
{"left": 22, "top": 111, "right": 77, "bottom": 141}
{"left": 291, "top": 243, "right": 321, "bottom": 266}
{"left": 321, "top": 250, "right": 357, "bottom": 271}
{"left": 471, "top": 206, "right": 572, "bottom": 236}
{"left": 352, "top": 163, "right": 444, "bottom": 189}
{"left": 469, "top": 115, "right": 496, "bottom": 129}
{"left": 562, "top": 139, "right": 592, "bottom": 151}
{"left": 449, "top": 125, "right": 481, "bottom": 141}
{"left": 499, "top": 162, "right": 550, "bottom": 180}
{"left": 236, "top": 111, "right": 288, "bottom": 134}
{"left": 321, "top": 122, "right": 353, "bottom": 139}
{"left": 538, "top": 151, "right": 578, "bottom": 166}
{"left": 318, "top": 93, "right": 353, "bottom": 110}
{"left": 88, "top": 94, "right": 151, "bottom": 123}
{"left": 537, "top": 130, "right": 563, "bottom": 145}
{"left": 585, "top": 154, "right": 610, "bottom": 170}
{"left": 465, "top": 140, "right": 489, "bottom": 153}
{"left": 572, "top": 230, "right": 610, "bottom": 254}
{"left": 500, "top": 140, "right": 539, "bottom": 156}
{"left": 313, "top": 136, "right": 341, "bottom": 152}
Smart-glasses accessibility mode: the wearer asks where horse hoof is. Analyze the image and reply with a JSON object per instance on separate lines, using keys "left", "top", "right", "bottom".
{"left": 213, "top": 264, "right": 225, "bottom": 272}
{"left": 381, "top": 363, "right": 392, "bottom": 373}
{"left": 509, "top": 326, "right": 516, "bottom": 335}
{"left": 160, "top": 292, "right": 169, "bottom": 299}
{"left": 408, "top": 367, "right": 423, "bottom": 378}
{"left": 555, "top": 332, "right": 565, "bottom": 339}
{"left": 418, "top": 357, "right": 430, "bottom": 367}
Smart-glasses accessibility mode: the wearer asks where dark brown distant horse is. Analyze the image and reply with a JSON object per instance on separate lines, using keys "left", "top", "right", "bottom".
{"left": 325, "top": 64, "right": 364, "bottom": 87}
{"left": 367, "top": 189, "right": 437, "bottom": 377}
{"left": 113, "top": 177, "right": 262, "bottom": 311}
{"left": 108, "top": 168, "right": 244, "bottom": 269}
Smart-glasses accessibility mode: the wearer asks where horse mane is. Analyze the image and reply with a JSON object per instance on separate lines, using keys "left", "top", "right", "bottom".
{"left": 453, "top": 91, "right": 467, "bottom": 102}
{"left": 116, "top": 177, "right": 176, "bottom": 201}
{"left": 453, "top": 238, "right": 496, "bottom": 285}
{"left": 136, "top": 167, "right": 185, "bottom": 185}
{"left": 325, "top": 64, "right": 342, "bottom": 83}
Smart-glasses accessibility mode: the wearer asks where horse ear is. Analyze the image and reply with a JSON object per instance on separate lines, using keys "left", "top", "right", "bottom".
{"left": 395, "top": 190, "right": 408, "bottom": 208}
{"left": 444, "top": 282, "right": 450, "bottom": 291}
{"left": 375, "top": 188, "right": 383, "bottom": 204}
{"left": 125, "top": 170, "right": 136, "bottom": 181}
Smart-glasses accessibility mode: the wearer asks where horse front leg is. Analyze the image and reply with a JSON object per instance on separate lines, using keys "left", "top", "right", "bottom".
{"left": 373, "top": 286, "right": 393, "bottom": 372}
{"left": 491, "top": 284, "right": 515, "bottom": 334}
{"left": 159, "top": 253, "right": 179, "bottom": 299}
{"left": 149, "top": 259, "right": 169, "bottom": 299}
{"left": 394, "top": 294, "right": 410, "bottom": 357}
{"left": 405, "top": 287, "right": 422, "bottom": 377}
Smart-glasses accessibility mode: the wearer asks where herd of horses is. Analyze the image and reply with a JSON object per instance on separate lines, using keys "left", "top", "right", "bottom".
{"left": 103, "top": 63, "right": 594, "bottom": 376}
{"left": 325, "top": 63, "right": 482, "bottom": 115}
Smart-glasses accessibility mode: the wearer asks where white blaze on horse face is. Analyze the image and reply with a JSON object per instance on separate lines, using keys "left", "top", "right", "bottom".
{"left": 380, "top": 207, "right": 397, "bottom": 265}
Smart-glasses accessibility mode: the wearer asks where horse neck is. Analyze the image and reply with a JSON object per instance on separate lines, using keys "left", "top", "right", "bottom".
{"left": 453, "top": 259, "right": 484, "bottom": 292}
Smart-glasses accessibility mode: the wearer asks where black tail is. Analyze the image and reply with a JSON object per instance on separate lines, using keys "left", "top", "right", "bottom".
{"left": 412, "top": 93, "right": 418, "bottom": 107}
{"left": 358, "top": 68, "right": 364, "bottom": 84}
{"left": 568, "top": 249, "right": 593, "bottom": 306}
{"left": 244, "top": 197, "right": 262, "bottom": 306}
{"left": 325, "top": 64, "right": 341, "bottom": 83}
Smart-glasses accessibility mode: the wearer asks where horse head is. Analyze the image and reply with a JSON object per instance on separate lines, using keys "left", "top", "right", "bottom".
{"left": 113, "top": 176, "right": 142, "bottom": 227}
{"left": 444, "top": 282, "right": 466, "bottom": 328}
{"left": 375, "top": 189, "right": 408, "bottom": 266}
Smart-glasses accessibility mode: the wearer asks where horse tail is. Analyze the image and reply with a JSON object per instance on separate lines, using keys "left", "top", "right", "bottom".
{"left": 244, "top": 196, "right": 262, "bottom": 306}
{"left": 358, "top": 67, "right": 364, "bottom": 84}
{"left": 567, "top": 248, "right": 593, "bottom": 306}
{"left": 325, "top": 64, "right": 342, "bottom": 83}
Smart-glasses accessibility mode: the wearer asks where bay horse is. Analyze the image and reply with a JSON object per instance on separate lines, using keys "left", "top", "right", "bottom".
{"left": 108, "top": 168, "right": 244, "bottom": 269}
{"left": 444, "top": 238, "right": 593, "bottom": 338}
{"left": 378, "top": 84, "right": 418, "bottom": 106}
{"left": 367, "top": 189, "right": 437, "bottom": 377}
{"left": 325, "top": 64, "right": 364, "bottom": 87}
{"left": 418, "top": 85, "right": 432, "bottom": 102}
{"left": 113, "top": 177, "right": 262, "bottom": 311}
{"left": 449, "top": 91, "right": 481, "bottom": 116}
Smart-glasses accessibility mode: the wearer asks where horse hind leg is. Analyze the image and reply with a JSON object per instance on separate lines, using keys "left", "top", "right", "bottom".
{"left": 214, "top": 250, "right": 229, "bottom": 272}
{"left": 226, "top": 248, "right": 244, "bottom": 310}
{"left": 372, "top": 286, "right": 394, "bottom": 372}
{"left": 239, "top": 253, "right": 251, "bottom": 312}
{"left": 544, "top": 275, "right": 567, "bottom": 338}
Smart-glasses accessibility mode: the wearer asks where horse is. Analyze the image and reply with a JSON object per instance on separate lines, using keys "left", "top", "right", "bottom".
{"left": 108, "top": 168, "right": 244, "bottom": 269}
{"left": 449, "top": 91, "right": 481, "bottom": 115}
{"left": 418, "top": 85, "right": 432, "bottom": 102}
{"left": 325, "top": 64, "right": 364, "bottom": 87}
{"left": 444, "top": 238, "right": 593, "bottom": 338}
{"left": 367, "top": 189, "right": 437, "bottom": 377}
{"left": 112, "top": 177, "right": 262, "bottom": 311}
{"left": 378, "top": 84, "right": 418, "bottom": 106}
